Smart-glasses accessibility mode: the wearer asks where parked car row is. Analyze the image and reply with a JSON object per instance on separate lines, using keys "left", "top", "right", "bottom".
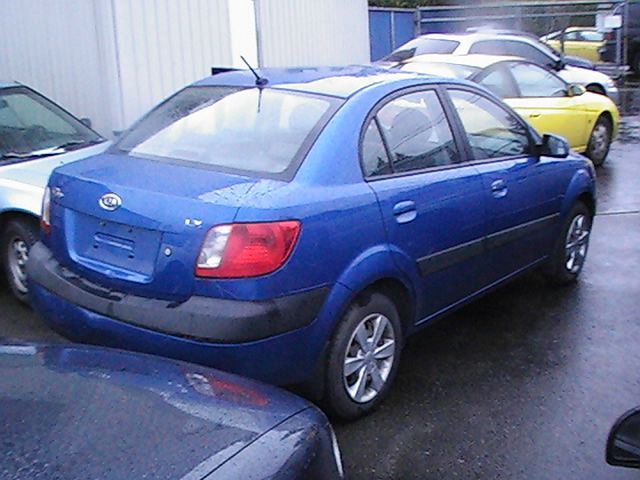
{"left": 381, "top": 31, "right": 619, "bottom": 100}
{"left": 6, "top": 64, "right": 593, "bottom": 421}
{"left": 0, "top": 25, "right": 629, "bottom": 479}
{"left": 398, "top": 54, "right": 619, "bottom": 166}
{"left": 2, "top": 26, "right": 621, "bottom": 414}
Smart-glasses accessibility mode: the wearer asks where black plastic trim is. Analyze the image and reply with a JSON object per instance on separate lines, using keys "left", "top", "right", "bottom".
{"left": 27, "top": 243, "right": 328, "bottom": 344}
{"left": 417, "top": 213, "right": 560, "bottom": 276}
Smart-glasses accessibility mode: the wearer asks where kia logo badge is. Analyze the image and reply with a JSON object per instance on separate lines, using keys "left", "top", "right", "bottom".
{"left": 99, "top": 193, "right": 122, "bottom": 211}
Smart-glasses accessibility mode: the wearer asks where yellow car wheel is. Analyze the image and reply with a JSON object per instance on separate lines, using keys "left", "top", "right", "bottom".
{"left": 586, "top": 116, "right": 612, "bottom": 167}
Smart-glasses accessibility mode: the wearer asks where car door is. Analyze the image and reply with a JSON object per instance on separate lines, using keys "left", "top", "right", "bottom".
{"left": 445, "top": 87, "right": 562, "bottom": 284}
{"left": 363, "top": 87, "right": 488, "bottom": 322}
{"left": 501, "top": 62, "right": 589, "bottom": 149}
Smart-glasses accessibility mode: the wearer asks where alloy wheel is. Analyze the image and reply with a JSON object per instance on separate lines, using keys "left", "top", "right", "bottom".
{"left": 565, "top": 214, "right": 590, "bottom": 274}
{"left": 590, "top": 123, "right": 609, "bottom": 160}
{"left": 343, "top": 313, "right": 396, "bottom": 403}
{"left": 7, "top": 236, "right": 29, "bottom": 294}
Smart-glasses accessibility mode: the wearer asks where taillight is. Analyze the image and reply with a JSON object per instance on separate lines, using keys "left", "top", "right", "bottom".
{"left": 604, "top": 31, "right": 615, "bottom": 41}
{"left": 40, "top": 187, "right": 51, "bottom": 234}
{"left": 196, "top": 221, "right": 301, "bottom": 278}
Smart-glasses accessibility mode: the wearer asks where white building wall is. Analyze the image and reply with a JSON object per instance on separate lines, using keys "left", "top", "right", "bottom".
{"left": 255, "top": 0, "right": 370, "bottom": 67}
{"left": 0, "top": 0, "right": 371, "bottom": 135}
{"left": 0, "top": 0, "right": 113, "bottom": 136}
{"left": 110, "top": 0, "right": 238, "bottom": 131}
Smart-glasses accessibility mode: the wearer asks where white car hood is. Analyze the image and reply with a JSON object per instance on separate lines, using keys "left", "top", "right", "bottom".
{"left": 0, "top": 141, "right": 110, "bottom": 190}
{"left": 557, "top": 65, "right": 613, "bottom": 88}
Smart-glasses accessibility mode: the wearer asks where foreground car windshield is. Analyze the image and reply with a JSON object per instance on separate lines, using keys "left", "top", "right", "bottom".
{"left": 115, "top": 86, "right": 338, "bottom": 177}
{"left": 0, "top": 87, "right": 102, "bottom": 161}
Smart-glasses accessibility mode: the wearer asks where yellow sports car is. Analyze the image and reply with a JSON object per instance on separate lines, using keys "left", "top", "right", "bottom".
{"left": 400, "top": 54, "right": 619, "bottom": 166}
{"left": 541, "top": 27, "right": 604, "bottom": 63}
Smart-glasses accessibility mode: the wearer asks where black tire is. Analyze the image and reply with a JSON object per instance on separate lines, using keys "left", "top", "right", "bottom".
{"left": 632, "top": 51, "right": 640, "bottom": 75}
{"left": 544, "top": 202, "right": 592, "bottom": 285}
{"left": 1, "top": 218, "right": 39, "bottom": 303}
{"left": 322, "top": 291, "right": 403, "bottom": 420}
{"left": 585, "top": 115, "right": 612, "bottom": 167}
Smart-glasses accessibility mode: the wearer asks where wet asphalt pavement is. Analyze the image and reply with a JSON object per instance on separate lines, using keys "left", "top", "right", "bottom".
{"left": 1, "top": 97, "right": 640, "bottom": 479}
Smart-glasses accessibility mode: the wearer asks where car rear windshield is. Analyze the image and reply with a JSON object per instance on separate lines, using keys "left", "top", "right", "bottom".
{"left": 384, "top": 38, "right": 460, "bottom": 61}
{"left": 114, "top": 86, "right": 340, "bottom": 178}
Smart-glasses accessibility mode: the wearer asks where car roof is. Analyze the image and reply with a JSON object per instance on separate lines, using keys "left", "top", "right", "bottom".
{"left": 193, "top": 65, "right": 441, "bottom": 98}
{"left": 421, "top": 32, "right": 545, "bottom": 45}
{"left": 0, "top": 81, "right": 20, "bottom": 89}
{"left": 408, "top": 53, "right": 521, "bottom": 69}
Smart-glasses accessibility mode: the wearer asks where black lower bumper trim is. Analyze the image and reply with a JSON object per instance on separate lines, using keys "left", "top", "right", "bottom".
{"left": 27, "top": 242, "right": 328, "bottom": 343}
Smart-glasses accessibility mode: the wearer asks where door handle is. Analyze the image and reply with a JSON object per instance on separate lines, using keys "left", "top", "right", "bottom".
{"left": 491, "top": 179, "right": 508, "bottom": 198}
{"left": 393, "top": 200, "right": 417, "bottom": 224}
{"left": 528, "top": 113, "right": 541, "bottom": 118}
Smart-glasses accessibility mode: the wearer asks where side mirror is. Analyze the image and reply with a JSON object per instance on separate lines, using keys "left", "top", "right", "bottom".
{"left": 554, "top": 58, "right": 566, "bottom": 71}
{"left": 567, "top": 84, "right": 586, "bottom": 97}
{"left": 607, "top": 407, "right": 640, "bottom": 468}
{"left": 536, "top": 134, "right": 570, "bottom": 158}
{"left": 80, "top": 117, "right": 92, "bottom": 129}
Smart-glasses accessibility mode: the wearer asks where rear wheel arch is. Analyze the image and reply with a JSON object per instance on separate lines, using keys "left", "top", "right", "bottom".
{"left": 354, "top": 278, "right": 415, "bottom": 335}
{"left": 577, "top": 192, "right": 596, "bottom": 218}
{"left": 0, "top": 210, "right": 40, "bottom": 251}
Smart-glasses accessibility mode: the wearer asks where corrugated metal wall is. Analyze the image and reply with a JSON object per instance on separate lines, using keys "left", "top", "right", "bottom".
{"left": 256, "top": 0, "right": 370, "bottom": 67}
{"left": 110, "top": 0, "right": 236, "bottom": 130}
{"left": 0, "top": 0, "right": 371, "bottom": 135}
{"left": 0, "top": 0, "right": 113, "bottom": 136}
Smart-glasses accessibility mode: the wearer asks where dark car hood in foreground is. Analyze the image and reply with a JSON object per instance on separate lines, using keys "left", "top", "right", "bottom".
{"left": 0, "top": 343, "right": 311, "bottom": 479}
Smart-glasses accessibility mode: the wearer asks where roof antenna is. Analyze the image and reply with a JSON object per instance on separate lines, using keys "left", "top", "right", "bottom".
{"left": 240, "top": 56, "right": 268, "bottom": 87}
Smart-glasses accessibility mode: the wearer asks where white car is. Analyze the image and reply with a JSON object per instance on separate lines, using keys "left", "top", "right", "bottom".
{"left": 0, "top": 82, "right": 110, "bottom": 302}
{"left": 384, "top": 32, "right": 619, "bottom": 102}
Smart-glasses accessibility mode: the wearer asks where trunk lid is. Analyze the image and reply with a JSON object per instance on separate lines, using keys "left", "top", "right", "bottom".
{"left": 48, "top": 153, "right": 257, "bottom": 300}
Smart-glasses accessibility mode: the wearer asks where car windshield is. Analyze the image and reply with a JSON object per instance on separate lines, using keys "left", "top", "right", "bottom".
{"left": 114, "top": 86, "right": 339, "bottom": 177}
{"left": 383, "top": 38, "right": 460, "bottom": 61}
{"left": 0, "top": 87, "right": 103, "bottom": 162}
{"left": 400, "top": 61, "right": 479, "bottom": 79}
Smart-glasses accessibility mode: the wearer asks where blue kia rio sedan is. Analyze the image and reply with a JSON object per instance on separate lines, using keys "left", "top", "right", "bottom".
{"left": 28, "top": 66, "right": 596, "bottom": 419}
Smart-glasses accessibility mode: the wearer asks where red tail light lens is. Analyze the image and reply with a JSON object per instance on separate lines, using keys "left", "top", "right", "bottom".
{"left": 604, "top": 31, "right": 614, "bottom": 41}
{"left": 40, "top": 187, "right": 51, "bottom": 234}
{"left": 196, "top": 221, "right": 301, "bottom": 278}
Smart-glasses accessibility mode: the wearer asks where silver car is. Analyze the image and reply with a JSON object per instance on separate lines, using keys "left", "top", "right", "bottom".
{"left": 0, "top": 82, "right": 109, "bottom": 302}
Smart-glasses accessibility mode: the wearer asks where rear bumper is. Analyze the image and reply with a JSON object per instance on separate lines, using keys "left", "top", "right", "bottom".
{"left": 30, "top": 282, "right": 326, "bottom": 384}
{"left": 27, "top": 242, "right": 328, "bottom": 344}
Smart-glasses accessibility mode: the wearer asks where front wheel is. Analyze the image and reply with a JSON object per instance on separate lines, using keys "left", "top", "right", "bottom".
{"left": 1, "top": 218, "right": 39, "bottom": 303}
{"left": 544, "top": 202, "right": 593, "bottom": 285}
{"left": 585, "top": 116, "right": 612, "bottom": 167}
{"left": 322, "top": 292, "right": 403, "bottom": 420}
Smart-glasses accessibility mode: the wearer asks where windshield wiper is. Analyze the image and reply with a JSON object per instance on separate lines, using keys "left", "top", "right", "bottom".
{"left": 1, "top": 139, "right": 105, "bottom": 161}
{"left": 1, "top": 150, "right": 59, "bottom": 160}
{"left": 51, "top": 138, "right": 105, "bottom": 151}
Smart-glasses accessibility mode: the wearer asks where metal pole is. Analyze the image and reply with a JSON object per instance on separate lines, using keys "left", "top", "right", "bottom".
{"left": 390, "top": 11, "right": 397, "bottom": 50}
{"left": 253, "top": 0, "right": 264, "bottom": 68}
{"left": 616, "top": 5, "right": 623, "bottom": 76}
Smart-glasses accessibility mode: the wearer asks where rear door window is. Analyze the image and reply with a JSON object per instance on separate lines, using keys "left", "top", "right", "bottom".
{"left": 374, "top": 90, "right": 459, "bottom": 174}
{"left": 361, "top": 121, "right": 392, "bottom": 177}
